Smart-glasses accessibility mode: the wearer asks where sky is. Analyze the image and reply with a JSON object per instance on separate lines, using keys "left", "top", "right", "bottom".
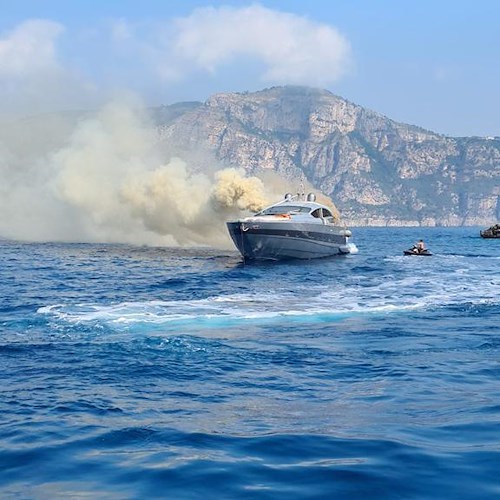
{"left": 1, "top": 0, "right": 500, "bottom": 137}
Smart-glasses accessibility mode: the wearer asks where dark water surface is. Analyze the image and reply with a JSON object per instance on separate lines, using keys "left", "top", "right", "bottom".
{"left": 1, "top": 228, "right": 499, "bottom": 498}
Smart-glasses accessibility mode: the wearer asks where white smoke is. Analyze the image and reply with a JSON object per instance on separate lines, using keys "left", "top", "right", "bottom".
{"left": 0, "top": 6, "right": 348, "bottom": 246}
{"left": 0, "top": 100, "right": 286, "bottom": 247}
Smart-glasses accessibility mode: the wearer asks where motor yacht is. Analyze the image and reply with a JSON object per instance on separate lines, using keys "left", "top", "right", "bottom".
{"left": 226, "top": 193, "right": 358, "bottom": 260}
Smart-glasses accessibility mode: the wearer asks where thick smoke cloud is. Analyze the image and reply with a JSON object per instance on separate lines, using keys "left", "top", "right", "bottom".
{"left": 0, "top": 7, "right": 346, "bottom": 247}
{"left": 0, "top": 101, "right": 287, "bottom": 247}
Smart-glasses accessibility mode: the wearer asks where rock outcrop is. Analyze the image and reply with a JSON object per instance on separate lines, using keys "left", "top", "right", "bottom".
{"left": 155, "top": 86, "right": 500, "bottom": 226}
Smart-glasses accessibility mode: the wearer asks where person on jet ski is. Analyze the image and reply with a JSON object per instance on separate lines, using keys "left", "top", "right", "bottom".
{"left": 415, "top": 239, "right": 426, "bottom": 253}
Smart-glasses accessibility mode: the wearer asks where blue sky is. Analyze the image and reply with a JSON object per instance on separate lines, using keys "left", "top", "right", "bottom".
{"left": 1, "top": 0, "right": 499, "bottom": 136}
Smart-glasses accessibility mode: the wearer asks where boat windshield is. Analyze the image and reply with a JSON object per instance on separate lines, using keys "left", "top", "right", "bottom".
{"left": 258, "top": 205, "right": 311, "bottom": 215}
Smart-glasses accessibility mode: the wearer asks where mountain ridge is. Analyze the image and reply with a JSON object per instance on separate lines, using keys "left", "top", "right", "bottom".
{"left": 155, "top": 85, "right": 500, "bottom": 226}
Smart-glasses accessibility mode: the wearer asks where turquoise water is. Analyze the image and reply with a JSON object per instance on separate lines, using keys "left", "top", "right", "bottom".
{"left": 1, "top": 227, "right": 499, "bottom": 498}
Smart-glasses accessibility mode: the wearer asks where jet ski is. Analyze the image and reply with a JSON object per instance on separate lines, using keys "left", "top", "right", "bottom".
{"left": 404, "top": 246, "right": 432, "bottom": 256}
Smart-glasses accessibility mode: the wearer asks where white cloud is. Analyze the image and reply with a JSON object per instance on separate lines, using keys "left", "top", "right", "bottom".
{"left": 0, "top": 19, "right": 101, "bottom": 117}
{"left": 0, "top": 6, "right": 352, "bottom": 116}
{"left": 433, "top": 65, "right": 459, "bottom": 83}
{"left": 168, "top": 4, "right": 352, "bottom": 86}
{"left": 110, "top": 18, "right": 133, "bottom": 43}
{"left": 0, "top": 19, "right": 64, "bottom": 77}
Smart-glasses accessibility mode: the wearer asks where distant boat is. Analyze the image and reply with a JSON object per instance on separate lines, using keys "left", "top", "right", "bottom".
{"left": 226, "top": 192, "right": 358, "bottom": 260}
{"left": 480, "top": 224, "right": 500, "bottom": 238}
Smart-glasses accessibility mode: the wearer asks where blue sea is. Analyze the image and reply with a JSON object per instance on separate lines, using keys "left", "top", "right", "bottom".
{"left": 1, "top": 227, "right": 499, "bottom": 499}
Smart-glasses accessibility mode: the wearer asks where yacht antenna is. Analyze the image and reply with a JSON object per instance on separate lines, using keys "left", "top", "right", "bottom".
{"left": 298, "top": 176, "right": 305, "bottom": 201}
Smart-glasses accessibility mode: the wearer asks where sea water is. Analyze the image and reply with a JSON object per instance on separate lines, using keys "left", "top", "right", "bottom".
{"left": 0, "top": 227, "right": 499, "bottom": 498}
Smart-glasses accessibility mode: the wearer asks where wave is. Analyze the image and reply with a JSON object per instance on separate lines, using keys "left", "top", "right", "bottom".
{"left": 31, "top": 240, "right": 499, "bottom": 333}
{"left": 1, "top": 428, "right": 498, "bottom": 499}
{"left": 37, "top": 285, "right": 498, "bottom": 333}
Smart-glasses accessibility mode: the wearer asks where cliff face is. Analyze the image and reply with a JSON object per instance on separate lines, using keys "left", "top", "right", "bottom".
{"left": 156, "top": 86, "right": 499, "bottom": 226}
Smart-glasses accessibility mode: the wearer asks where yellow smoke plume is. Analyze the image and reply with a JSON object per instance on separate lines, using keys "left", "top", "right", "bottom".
{"left": 0, "top": 99, "right": 341, "bottom": 245}
{"left": 211, "top": 168, "right": 270, "bottom": 212}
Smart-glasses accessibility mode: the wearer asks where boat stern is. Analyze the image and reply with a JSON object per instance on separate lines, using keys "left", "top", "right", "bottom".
{"left": 339, "top": 242, "right": 358, "bottom": 254}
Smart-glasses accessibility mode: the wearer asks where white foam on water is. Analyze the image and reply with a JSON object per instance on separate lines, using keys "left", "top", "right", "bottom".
{"left": 36, "top": 254, "right": 499, "bottom": 332}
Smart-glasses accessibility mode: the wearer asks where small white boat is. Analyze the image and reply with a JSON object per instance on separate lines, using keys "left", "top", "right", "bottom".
{"left": 226, "top": 193, "right": 358, "bottom": 260}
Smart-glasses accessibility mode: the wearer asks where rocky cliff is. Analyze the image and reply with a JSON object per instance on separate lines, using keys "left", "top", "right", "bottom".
{"left": 154, "top": 86, "right": 500, "bottom": 226}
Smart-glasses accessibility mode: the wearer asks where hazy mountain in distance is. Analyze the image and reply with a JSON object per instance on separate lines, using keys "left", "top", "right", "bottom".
{"left": 155, "top": 86, "right": 500, "bottom": 226}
